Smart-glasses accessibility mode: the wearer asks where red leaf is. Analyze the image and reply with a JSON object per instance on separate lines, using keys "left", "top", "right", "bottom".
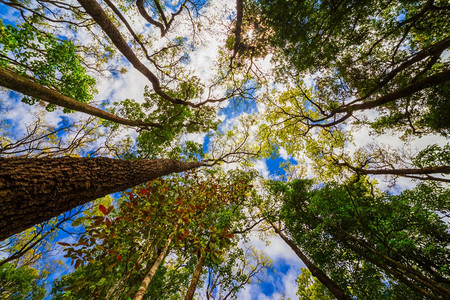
{"left": 105, "top": 218, "right": 111, "bottom": 228}
{"left": 99, "top": 204, "right": 107, "bottom": 215}
{"left": 93, "top": 217, "right": 104, "bottom": 227}
{"left": 107, "top": 205, "right": 114, "bottom": 214}
{"left": 223, "top": 233, "right": 234, "bottom": 239}
{"left": 57, "top": 242, "right": 71, "bottom": 247}
{"left": 115, "top": 216, "right": 123, "bottom": 222}
{"left": 74, "top": 260, "right": 81, "bottom": 269}
{"left": 116, "top": 254, "right": 122, "bottom": 262}
{"left": 111, "top": 232, "right": 115, "bottom": 238}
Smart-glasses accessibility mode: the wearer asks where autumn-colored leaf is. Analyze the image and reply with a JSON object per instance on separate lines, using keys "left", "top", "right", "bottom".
{"left": 57, "top": 242, "right": 71, "bottom": 247}
{"left": 105, "top": 217, "right": 111, "bottom": 228}
{"left": 99, "top": 204, "right": 107, "bottom": 215}
{"left": 116, "top": 254, "right": 122, "bottom": 262}
{"left": 106, "top": 205, "right": 114, "bottom": 214}
{"left": 115, "top": 216, "right": 123, "bottom": 222}
{"left": 74, "top": 260, "right": 81, "bottom": 269}
{"left": 93, "top": 217, "right": 104, "bottom": 227}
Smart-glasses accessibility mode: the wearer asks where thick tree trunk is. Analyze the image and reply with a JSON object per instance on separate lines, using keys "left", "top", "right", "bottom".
{"left": 0, "top": 68, "right": 161, "bottom": 129}
{"left": 134, "top": 235, "right": 173, "bottom": 300}
{"left": 184, "top": 252, "right": 206, "bottom": 300}
{"left": 0, "top": 157, "right": 202, "bottom": 241}
{"left": 271, "top": 223, "right": 351, "bottom": 300}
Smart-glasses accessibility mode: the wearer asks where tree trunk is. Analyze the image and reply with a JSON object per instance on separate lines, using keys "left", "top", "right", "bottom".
{"left": 184, "top": 252, "right": 206, "bottom": 300}
{"left": 271, "top": 223, "right": 351, "bottom": 300}
{"left": 337, "top": 229, "right": 450, "bottom": 298}
{"left": 0, "top": 67, "right": 161, "bottom": 129}
{"left": 0, "top": 156, "right": 202, "bottom": 241}
{"left": 134, "top": 235, "right": 173, "bottom": 300}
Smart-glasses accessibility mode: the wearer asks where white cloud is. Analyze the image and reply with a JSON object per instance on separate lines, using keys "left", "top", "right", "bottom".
{"left": 254, "top": 159, "right": 270, "bottom": 179}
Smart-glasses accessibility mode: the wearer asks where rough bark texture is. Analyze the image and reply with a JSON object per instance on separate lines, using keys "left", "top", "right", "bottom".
{"left": 0, "top": 67, "right": 161, "bottom": 129}
{"left": 134, "top": 235, "right": 173, "bottom": 300}
{"left": 272, "top": 224, "right": 351, "bottom": 300}
{"left": 0, "top": 157, "right": 202, "bottom": 241}
{"left": 184, "top": 253, "right": 206, "bottom": 300}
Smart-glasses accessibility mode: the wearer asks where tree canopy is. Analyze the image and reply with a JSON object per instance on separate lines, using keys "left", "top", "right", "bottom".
{"left": 0, "top": 0, "right": 448, "bottom": 298}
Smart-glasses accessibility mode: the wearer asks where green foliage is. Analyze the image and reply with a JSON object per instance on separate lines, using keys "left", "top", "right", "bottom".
{"left": 254, "top": 0, "right": 450, "bottom": 137}
{"left": 296, "top": 268, "right": 333, "bottom": 300}
{"left": 413, "top": 143, "right": 450, "bottom": 168}
{"left": 108, "top": 85, "right": 218, "bottom": 158}
{"left": 52, "top": 170, "right": 256, "bottom": 299}
{"left": 0, "top": 263, "right": 46, "bottom": 300}
{"left": 0, "top": 20, "right": 96, "bottom": 112}
{"left": 268, "top": 178, "right": 449, "bottom": 299}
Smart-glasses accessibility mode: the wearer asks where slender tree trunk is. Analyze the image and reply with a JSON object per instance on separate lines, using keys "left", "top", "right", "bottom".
{"left": 338, "top": 162, "right": 450, "bottom": 176}
{"left": 184, "top": 252, "right": 206, "bottom": 300}
{"left": 338, "top": 229, "right": 450, "bottom": 298}
{"left": 336, "top": 69, "right": 450, "bottom": 113}
{"left": 271, "top": 223, "right": 351, "bottom": 300}
{"left": 134, "top": 235, "right": 173, "bottom": 300}
{"left": 0, "top": 68, "right": 162, "bottom": 129}
{"left": 344, "top": 241, "right": 440, "bottom": 300}
{"left": 0, "top": 157, "right": 203, "bottom": 241}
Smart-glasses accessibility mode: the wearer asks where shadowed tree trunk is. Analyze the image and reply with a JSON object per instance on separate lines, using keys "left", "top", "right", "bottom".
{"left": 271, "top": 223, "right": 351, "bottom": 300}
{"left": 0, "top": 156, "right": 203, "bottom": 241}
{"left": 0, "top": 67, "right": 162, "bottom": 129}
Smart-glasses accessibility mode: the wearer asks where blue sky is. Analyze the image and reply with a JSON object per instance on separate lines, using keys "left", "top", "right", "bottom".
{"left": 3, "top": 0, "right": 445, "bottom": 299}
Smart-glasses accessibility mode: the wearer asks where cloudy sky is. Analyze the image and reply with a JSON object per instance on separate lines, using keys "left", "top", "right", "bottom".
{"left": 1, "top": 0, "right": 448, "bottom": 299}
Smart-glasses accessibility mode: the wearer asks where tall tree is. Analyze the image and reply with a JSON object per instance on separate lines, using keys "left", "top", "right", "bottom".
{"left": 254, "top": 0, "right": 450, "bottom": 134}
{"left": 0, "top": 156, "right": 202, "bottom": 241}
{"left": 266, "top": 178, "right": 450, "bottom": 299}
{"left": 51, "top": 170, "right": 260, "bottom": 299}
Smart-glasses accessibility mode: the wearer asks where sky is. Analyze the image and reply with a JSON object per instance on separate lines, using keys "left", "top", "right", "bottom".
{"left": 0, "top": 1, "right": 304, "bottom": 298}
{"left": 1, "top": 0, "right": 448, "bottom": 299}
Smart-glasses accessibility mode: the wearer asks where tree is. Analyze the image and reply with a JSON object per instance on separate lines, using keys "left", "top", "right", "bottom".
{"left": 0, "top": 0, "right": 250, "bottom": 242}
{"left": 51, "top": 170, "right": 262, "bottom": 299}
{"left": 254, "top": 0, "right": 450, "bottom": 134}
{"left": 267, "top": 178, "right": 450, "bottom": 299}
{"left": 296, "top": 268, "right": 333, "bottom": 300}
{"left": 0, "top": 156, "right": 202, "bottom": 241}
{"left": 0, "top": 263, "right": 46, "bottom": 300}
{"left": 251, "top": 0, "right": 450, "bottom": 182}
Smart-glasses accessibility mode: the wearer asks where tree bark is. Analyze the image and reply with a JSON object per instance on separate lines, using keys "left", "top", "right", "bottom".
{"left": 336, "top": 69, "right": 450, "bottom": 113}
{"left": 184, "top": 252, "right": 206, "bottom": 300}
{"left": 337, "top": 229, "right": 450, "bottom": 298}
{"left": 0, "top": 156, "right": 203, "bottom": 241}
{"left": 134, "top": 235, "right": 173, "bottom": 300}
{"left": 271, "top": 223, "right": 351, "bottom": 300}
{"left": 341, "top": 237, "right": 440, "bottom": 300}
{"left": 0, "top": 67, "right": 162, "bottom": 129}
{"left": 76, "top": 0, "right": 178, "bottom": 105}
